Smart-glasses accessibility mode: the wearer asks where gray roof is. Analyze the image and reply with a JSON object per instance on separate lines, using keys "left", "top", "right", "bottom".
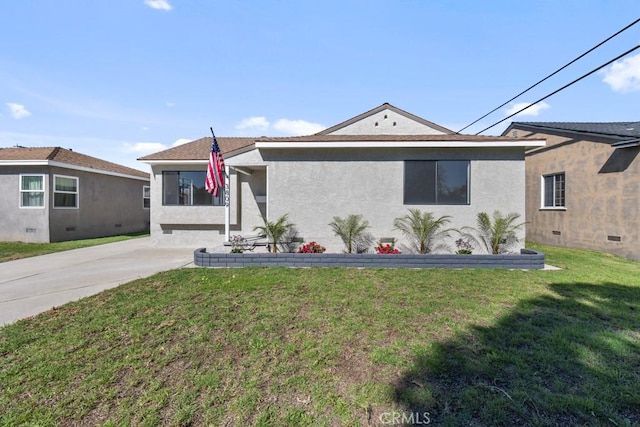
{"left": 514, "top": 121, "right": 640, "bottom": 139}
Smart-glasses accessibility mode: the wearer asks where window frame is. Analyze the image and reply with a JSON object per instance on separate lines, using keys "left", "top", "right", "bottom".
{"left": 143, "top": 185, "right": 151, "bottom": 209}
{"left": 19, "top": 174, "right": 46, "bottom": 209}
{"left": 541, "top": 172, "right": 566, "bottom": 209}
{"left": 53, "top": 174, "right": 79, "bottom": 209}
{"left": 403, "top": 160, "right": 470, "bottom": 205}
{"left": 161, "top": 171, "right": 224, "bottom": 206}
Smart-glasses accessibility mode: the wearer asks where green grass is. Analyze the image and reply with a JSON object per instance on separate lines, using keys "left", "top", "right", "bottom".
{"left": 0, "top": 232, "right": 148, "bottom": 263}
{"left": 1, "top": 243, "right": 639, "bottom": 426}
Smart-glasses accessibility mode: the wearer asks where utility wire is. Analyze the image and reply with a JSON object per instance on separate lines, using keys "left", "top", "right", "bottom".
{"left": 457, "top": 17, "right": 640, "bottom": 134}
{"left": 475, "top": 45, "right": 640, "bottom": 135}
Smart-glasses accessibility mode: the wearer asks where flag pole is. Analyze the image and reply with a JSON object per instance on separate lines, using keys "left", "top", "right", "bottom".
{"left": 224, "top": 165, "right": 230, "bottom": 243}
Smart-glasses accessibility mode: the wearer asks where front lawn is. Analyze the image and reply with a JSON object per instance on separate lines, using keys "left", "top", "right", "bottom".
{"left": 0, "top": 232, "right": 148, "bottom": 263}
{"left": 1, "top": 243, "right": 638, "bottom": 425}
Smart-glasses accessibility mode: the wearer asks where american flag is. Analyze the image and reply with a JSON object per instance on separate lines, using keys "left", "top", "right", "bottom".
{"left": 205, "top": 128, "right": 225, "bottom": 197}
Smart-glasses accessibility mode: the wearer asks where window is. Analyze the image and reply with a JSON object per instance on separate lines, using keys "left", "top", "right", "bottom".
{"left": 404, "top": 160, "right": 469, "bottom": 205}
{"left": 20, "top": 174, "right": 45, "bottom": 208}
{"left": 542, "top": 173, "right": 565, "bottom": 208}
{"left": 162, "top": 171, "right": 224, "bottom": 206}
{"left": 143, "top": 185, "right": 151, "bottom": 209}
{"left": 53, "top": 175, "right": 79, "bottom": 208}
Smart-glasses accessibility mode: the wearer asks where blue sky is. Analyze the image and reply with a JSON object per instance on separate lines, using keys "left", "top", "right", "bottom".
{"left": 1, "top": 0, "right": 639, "bottom": 171}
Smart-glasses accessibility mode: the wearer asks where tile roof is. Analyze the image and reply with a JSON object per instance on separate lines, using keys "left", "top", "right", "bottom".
{"left": 0, "top": 146, "right": 149, "bottom": 179}
{"left": 138, "top": 137, "right": 257, "bottom": 161}
{"left": 514, "top": 121, "right": 640, "bottom": 139}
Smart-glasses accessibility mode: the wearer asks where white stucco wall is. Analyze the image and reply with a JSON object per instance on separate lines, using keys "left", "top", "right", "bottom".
{"left": 328, "top": 109, "right": 447, "bottom": 135}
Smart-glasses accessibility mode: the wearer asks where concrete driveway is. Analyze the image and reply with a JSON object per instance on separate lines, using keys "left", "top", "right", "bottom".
{"left": 0, "top": 237, "right": 194, "bottom": 326}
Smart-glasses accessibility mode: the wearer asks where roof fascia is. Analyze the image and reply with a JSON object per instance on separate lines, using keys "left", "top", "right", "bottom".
{"left": 510, "top": 123, "right": 626, "bottom": 142}
{"left": 255, "top": 140, "right": 545, "bottom": 149}
{"left": 0, "top": 160, "right": 149, "bottom": 181}
{"left": 612, "top": 138, "right": 640, "bottom": 149}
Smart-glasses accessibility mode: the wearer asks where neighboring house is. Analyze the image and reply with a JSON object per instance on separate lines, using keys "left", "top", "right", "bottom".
{"left": 139, "top": 103, "right": 544, "bottom": 252}
{"left": 503, "top": 121, "right": 640, "bottom": 261}
{"left": 0, "top": 146, "right": 151, "bottom": 243}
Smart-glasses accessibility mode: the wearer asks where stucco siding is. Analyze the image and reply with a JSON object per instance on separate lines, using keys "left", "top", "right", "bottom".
{"left": 0, "top": 166, "right": 149, "bottom": 243}
{"left": 265, "top": 148, "right": 525, "bottom": 253}
{"left": 0, "top": 167, "right": 50, "bottom": 242}
{"left": 149, "top": 147, "right": 527, "bottom": 253}
{"left": 328, "top": 109, "right": 446, "bottom": 135}
{"left": 524, "top": 130, "right": 640, "bottom": 261}
{"left": 48, "top": 166, "right": 150, "bottom": 242}
{"left": 149, "top": 165, "right": 266, "bottom": 248}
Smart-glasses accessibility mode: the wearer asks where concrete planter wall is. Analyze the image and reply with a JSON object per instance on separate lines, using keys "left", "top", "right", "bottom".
{"left": 194, "top": 248, "right": 545, "bottom": 269}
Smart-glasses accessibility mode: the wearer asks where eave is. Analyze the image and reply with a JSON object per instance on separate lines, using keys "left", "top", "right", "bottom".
{"left": 0, "top": 160, "right": 149, "bottom": 181}
{"left": 254, "top": 140, "right": 546, "bottom": 149}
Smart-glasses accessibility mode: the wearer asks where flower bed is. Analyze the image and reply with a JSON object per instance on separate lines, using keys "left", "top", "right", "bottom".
{"left": 194, "top": 248, "right": 545, "bottom": 269}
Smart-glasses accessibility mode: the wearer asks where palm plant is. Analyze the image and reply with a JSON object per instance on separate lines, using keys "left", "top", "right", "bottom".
{"left": 329, "top": 214, "right": 371, "bottom": 253}
{"left": 253, "top": 214, "right": 295, "bottom": 254}
{"left": 393, "top": 209, "right": 452, "bottom": 254}
{"left": 461, "top": 210, "right": 525, "bottom": 254}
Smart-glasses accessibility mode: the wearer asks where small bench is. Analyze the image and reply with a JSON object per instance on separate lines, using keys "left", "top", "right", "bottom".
{"left": 223, "top": 235, "right": 304, "bottom": 252}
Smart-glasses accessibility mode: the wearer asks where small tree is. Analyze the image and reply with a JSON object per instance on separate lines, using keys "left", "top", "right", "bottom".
{"left": 393, "top": 209, "right": 452, "bottom": 254}
{"left": 254, "top": 214, "right": 295, "bottom": 254}
{"left": 461, "top": 210, "right": 525, "bottom": 254}
{"left": 329, "top": 214, "right": 371, "bottom": 254}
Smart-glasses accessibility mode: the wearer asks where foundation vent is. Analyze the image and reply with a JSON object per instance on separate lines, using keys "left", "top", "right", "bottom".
{"left": 607, "top": 235, "right": 621, "bottom": 242}
{"left": 26, "top": 228, "right": 36, "bottom": 233}
{"left": 114, "top": 223, "right": 122, "bottom": 228}
{"left": 552, "top": 230, "right": 561, "bottom": 236}
{"left": 66, "top": 226, "right": 76, "bottom": 232}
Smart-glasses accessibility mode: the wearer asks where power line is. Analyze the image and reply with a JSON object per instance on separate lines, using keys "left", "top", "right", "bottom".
{"left": 475, "top": 44, "right": 640, "bottom": 135}
{"left": 457, "top": 16, "right": 640, "bottom": 134}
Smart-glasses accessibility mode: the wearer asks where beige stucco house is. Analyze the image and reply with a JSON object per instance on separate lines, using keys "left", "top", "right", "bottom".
{"left": 0, "top": 146, "right": 150, "bottom": 243}
{"left": 503, "top": 121, "right": 640, "bottom": 261}
{"left": 140, "top": 103, "right": 544, "bottom": 252}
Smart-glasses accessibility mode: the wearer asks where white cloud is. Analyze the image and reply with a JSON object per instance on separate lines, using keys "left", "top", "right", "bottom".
{"left": 236, "top": 116, "right": 270, "bottom": 131}
{"left": 504, "top": 101, "right": 550, "bottom": 117}
{"left": 273, "top": 119, "right": 325, "bottom": 135}
{"left": 166, "top": 101, "right": 175, "bottom": 107}
{"left": 602, "top": 53, "right": 640, "bottom": 93}
{"left": 141, "top": 126, "right": 150, "bottom": 131}
{"left": 172, "top": 138, "right": 192, "bottom": 147}
{"left": 145, "top": 0, "right": 172, "bottom": 11}
{"left": 122, "top": 142, "right": 168, "bottom": 154}
{"left": 6, "top": 102, "right": 31, "bottom": 119}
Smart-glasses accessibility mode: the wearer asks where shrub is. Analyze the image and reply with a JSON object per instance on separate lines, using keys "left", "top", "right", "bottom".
{"left": 376, "top": 240, "right": 401, "bottom": 254}
{"left": 460, "top": 211, "right": 525, "bottom": 254}
{"left": 455, "top": 238, "right": 473, "bottom": 255}
{"left": 329, "top": 214, "right": 373, "bottom": 254}
{"left": 393, "top": 209, "right": 452, "bottom": 254}
{"left": 253, "top": 214, "right": 295, "bottom": 254}
{"left": 297, "top": 241, "right": 326, "bottom": 254}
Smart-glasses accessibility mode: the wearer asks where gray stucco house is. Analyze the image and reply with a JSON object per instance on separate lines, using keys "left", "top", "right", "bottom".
{"left": 0, "top": 146, "right": 150, "bottom": 243}
{"left": 140, "top": 103, "right": 544, "bottom": 252}
{"left": 503, "top": 121, "right": 640, "bottom": 261}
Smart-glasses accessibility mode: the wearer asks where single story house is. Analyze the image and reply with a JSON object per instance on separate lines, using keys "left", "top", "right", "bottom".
{"left": 0, "top": 146, "right": 151, "bottom": 243}
{"left": 503, "top": 121, "right": 640, "bottom": 261}
{"left": 139, "top": 103, "right": 545, "bottom": 253}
